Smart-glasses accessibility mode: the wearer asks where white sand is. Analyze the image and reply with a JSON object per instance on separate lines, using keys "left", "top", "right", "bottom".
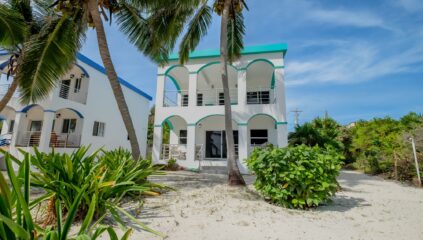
{"left": 104, "top": 170, "right": 423, "bottom": 240}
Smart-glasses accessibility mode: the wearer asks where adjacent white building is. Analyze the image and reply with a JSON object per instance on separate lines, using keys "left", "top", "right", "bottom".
{"left": 152, "top": 43, "right": 288, "bottom": 172}
{"left": 0, "top": 52, "right": 151, "bottom": 159}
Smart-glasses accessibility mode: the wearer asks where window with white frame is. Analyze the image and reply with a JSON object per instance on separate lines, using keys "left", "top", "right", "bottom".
{"left": 74, "top": 78, "right": 82, "bottom": 93}
{"left": 92, "top": 121, "right": 105, "bottom": 137}
{"left": 250, "top": 129, "right": 268, "bottom": 145}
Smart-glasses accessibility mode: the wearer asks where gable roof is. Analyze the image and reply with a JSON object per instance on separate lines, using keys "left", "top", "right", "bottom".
{"left": 76, "top": 53, "right": 152, "bottom": 101}
{"left": 168, "top": 43, "right": 288, "bottom": 61}
{"left": 0, "top": 50, "right": 152, "bottom": 101}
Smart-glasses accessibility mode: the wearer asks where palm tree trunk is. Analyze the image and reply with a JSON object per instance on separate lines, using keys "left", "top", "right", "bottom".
{"left": 87, "top": 0, "right": 141, "bottom": 159}
{"left": 220, "top": 0, "right": 245, "bottom": 186}
{"left": 0, "top": 76, "right": 18, "bottom": 112}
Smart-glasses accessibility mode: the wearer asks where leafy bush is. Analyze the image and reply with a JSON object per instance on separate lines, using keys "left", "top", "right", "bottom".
{"left": 0, "top": 152, "right": 132, "bottom": 240}
{"left": 4, "top": 146, "right": 165, "bottom": 236}
{"left": 246, "top": 145, "right": 343, "bottom": 209}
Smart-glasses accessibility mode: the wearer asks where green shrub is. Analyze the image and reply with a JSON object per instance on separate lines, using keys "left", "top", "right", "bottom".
{"left": 0, "top": 152, "right": 132, "bottom": 240}
{"left": 3, "top": 146, "right": 165, "bottom": 236}
{"left": 246, "top": 145, "right": 343, "bottom": 209}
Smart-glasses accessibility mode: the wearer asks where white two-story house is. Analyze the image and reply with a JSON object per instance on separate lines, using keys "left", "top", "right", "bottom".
{"left": 0, "top": 51, "right": 151, "bottom": 160}
{"left": 152, "top": 43, "right": 288, "bottom": 172}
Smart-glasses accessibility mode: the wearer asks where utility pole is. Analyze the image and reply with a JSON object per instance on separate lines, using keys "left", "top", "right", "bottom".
{"left": 409, "top": 137, "right": 422, "bottom": 187}
{"left": 291, "top": 108, "right": 302, "bottom": 127}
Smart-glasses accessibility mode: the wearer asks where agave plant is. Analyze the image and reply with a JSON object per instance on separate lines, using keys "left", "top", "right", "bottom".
{"left": 1, "top": 146, "right": 165, "bottom": 236}
{"left": 0, "top": 152, "right": 132, "bottom": 240}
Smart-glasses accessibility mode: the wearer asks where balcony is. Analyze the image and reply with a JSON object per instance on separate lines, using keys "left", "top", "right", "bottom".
{"left": 15, "top": 131, "right": 41, "bottom": 147}
{"left": 163, "top": 90, "right": 189, "bottom": 107}
{"left": 49, "top": 132, "right": 81, "bottom": 148}
{"left": 197, "top": 88, "right": 237, "bottom": 106}
{"left": 246, "top": 87, "right": 275, "bottom": 105}
{"left": 58, "top": 82, "right": 87, "bottom": 104}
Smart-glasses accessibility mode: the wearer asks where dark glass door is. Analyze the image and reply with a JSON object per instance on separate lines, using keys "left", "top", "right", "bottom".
{"left": 205, "top": 130, "right": 238, "bottom": 159}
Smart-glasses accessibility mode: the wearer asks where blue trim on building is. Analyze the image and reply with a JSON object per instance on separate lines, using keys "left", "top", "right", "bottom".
{"left": 0, "top": 60, "right": 9, "bottom": 70}
{"left": 76, "top": 53, "right": 153, "bottom": 101}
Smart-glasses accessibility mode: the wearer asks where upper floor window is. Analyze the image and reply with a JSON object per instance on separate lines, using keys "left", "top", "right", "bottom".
{"left": 62, "top": 119, "right": 77, "bottom": 133}
{"left": 247, "top": 91, "right": 270, "bottom": 104}
{"left": 8, "top": 120, "right": 14, "bottom": 133}
{"left": 74, "top": 78, "right": 82, "bottom": 93}
{"left": 93, "top": 121, "right": 105, "bottom": 137}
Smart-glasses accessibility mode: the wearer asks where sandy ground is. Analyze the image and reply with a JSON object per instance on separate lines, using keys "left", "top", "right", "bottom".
{"left": 101, "top": 170, "right": 423, "bottom": 240}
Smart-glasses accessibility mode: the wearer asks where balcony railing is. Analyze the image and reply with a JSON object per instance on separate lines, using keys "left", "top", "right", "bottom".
{"left": 163, "top": 90, "right": 189, "bottom": 107}
{"left": 197, "top": 88, "right": 237, "bottom": 106}
{"left": 160, "top": 144, "right": 204, "bottom": 161}
{"left": 246, "top": 87, "right": 276, "bottom": 104}
{"left": 50, "top": 132, "right": 81, "bottom": 148}
{"left": 15, "top": 131, "right": 41, "bottom": 147}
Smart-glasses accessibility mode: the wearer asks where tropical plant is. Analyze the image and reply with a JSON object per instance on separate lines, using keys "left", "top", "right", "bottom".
{"left": 0, "top": 0, "right": 83, "bottom": 111}
{"left": 177, "top": 0, "right": 248, "bottom": 185}
{"left": 246, "top": 145, "right": 343, "bottom": 209}
{"left": 1, "top": 146, "right": 165, "bottom": 236}
{"left": 0, "top": 151, "right": 133, "bottom": 240}
{"left": 47, "top": 0, "right": 208, "bottom": 159}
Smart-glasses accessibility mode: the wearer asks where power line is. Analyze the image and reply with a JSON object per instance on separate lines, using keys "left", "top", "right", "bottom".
{"left": 291, "top": 108, "right": 302, "bottom": 127}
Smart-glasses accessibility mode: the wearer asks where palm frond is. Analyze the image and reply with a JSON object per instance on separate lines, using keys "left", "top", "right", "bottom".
{"left": 178, "top": 3, "right": 212, "bottom": 64}
{"left": 0, "top": 4, "right": 27, "bottom": 48}
{"left": 18, "top": 14, "right": 83, "bottom": 104}
{"left": 115, "top": 2, "right": 169, "bottom": 63}
{"left": 227, "top": 10, "right": 244, "bottom": 63}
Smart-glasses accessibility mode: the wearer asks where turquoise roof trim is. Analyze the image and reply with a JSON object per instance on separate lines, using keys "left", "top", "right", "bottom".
{"left": 168, "top": 43, "right": 288, "bottom": 61}
{"left": 76, "top": 53, "right": 152, "bottom": 101}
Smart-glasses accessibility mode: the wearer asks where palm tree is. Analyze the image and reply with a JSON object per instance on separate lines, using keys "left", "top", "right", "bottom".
{"left": 178, "top": 0, "right": 248, "bottom": 185}
{"left": 39, "top": 0, "right": 203, "bottom": 159}
{"left": 0, "top": 0, "right": 81, "bottom": 111}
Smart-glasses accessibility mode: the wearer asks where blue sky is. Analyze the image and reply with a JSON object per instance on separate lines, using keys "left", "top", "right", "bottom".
{"left": 80, "top": 0, "right": 423, "bottom": 127}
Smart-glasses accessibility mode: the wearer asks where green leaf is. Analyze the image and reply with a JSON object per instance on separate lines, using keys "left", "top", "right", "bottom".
{"left": 0, "top": 4, "right": 27, "bottom": 47}
{"left": 0, "top": 214, "right": 30, "bottom": 240}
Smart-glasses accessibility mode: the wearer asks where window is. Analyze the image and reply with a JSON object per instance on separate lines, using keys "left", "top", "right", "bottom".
{"left": 8, "top": 120, "right": 14, "bottom": 133}
{"left": 29, "top": 121, "right": 42, "bottom": 132}
{"left": 181, "top": 94, "right": 189, "bottom": 107}
{"left": 197, "top": 93, "right": 203, "bottom": 106}
{"left": 59, "top": 80, "right": 71, "bottom": 99}
{"left": 247, "top": 91, "right": 270, "bottom": 104}
{"left": 74, "top": 78, "right": 82, "bottom": 93}
{"left": 179, "top": 130, "right": 187, "bottom": 144}
{"left": 219, "top": 92, "right": 225, "bottom": 105}
{"left": 250, "top": 129, "right": 268, "bottom": 145}
{"left": 62, "top": 119, "right": 77, "bottom": 133}
{"left": 92, "top": 121, "right": 105, "bottom": 137}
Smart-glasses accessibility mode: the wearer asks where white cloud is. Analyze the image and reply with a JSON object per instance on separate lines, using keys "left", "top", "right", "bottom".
{"left": 396, "top": 0, "right": 423, "bottom": 12}
{"left": 285, "top": 37, "right": 423, "bottom": 86}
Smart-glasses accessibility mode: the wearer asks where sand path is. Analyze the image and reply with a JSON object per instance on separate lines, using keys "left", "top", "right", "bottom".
{"left": 106, "top": 170, "right": 423, "bottom": 240}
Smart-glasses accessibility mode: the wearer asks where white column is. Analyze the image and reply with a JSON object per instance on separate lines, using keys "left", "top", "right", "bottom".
{"left": 156, "top": 75, "right": 165, "bottom": 108}
{"left": 152, "top": 125, "right": 163, "bottom": 163}
{"left": 186, "top": 125, "right": 196, "bottom": 165}
{"left": 238, "top": 124, "right": 249, "bottom": 161}
{"left": 1, "top": 120, "right": 9, "bottom": 135}
{"left": 277, "top": 123, "right": 288, "bottom": 147}
{"left": 237, "top": 70, "right": 247, "bottom": 106}
{"left": 39, "top": 111, "right": 55, "bottom": 152}
{"left": 10, "top": 112, "right": 24, "bottom": 147}
{"left": 188, "top": 73, "right": 197, "bottom": 107}
{"left": 274, "top": 68, "right": 287, "bottom": 122}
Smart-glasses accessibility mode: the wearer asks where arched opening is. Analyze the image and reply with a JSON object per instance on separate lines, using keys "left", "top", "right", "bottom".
{"left": 16, "top": 105, "right": 44, "bottom": 147}
{"left": 50, "top": 108, "right": 84, "bottom": 148}
{"left": 197, "top": 62, "right": 238, "bottom": 106}
{"left": 160, "top": 115, "right": 188, "bottom": 160}
{"left": 163, "top": 66, "right": 189, "bottom": 107}
{"left": 0, "top": 106, "right": 16, "bottom": 146}
{"left": 247, "top": 114, "right": 277, "bottom": 154}
{"left": 246, "top": 59, "right": 275, "bottom": 104}
{"left": 58, "top": 65, "right": 89, "bottom": 104}
{"left": 196, "top": 114, "right": 238, "bottom": 160}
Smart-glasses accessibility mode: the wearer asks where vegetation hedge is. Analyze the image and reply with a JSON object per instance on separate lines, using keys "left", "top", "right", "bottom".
{"left": 246, "top": 145, "right": 343, "bottom": 209}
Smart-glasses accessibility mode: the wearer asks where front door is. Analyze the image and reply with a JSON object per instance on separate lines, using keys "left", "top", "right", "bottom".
{"left": 205, "top": 130, "right": 238, "bottom": 159}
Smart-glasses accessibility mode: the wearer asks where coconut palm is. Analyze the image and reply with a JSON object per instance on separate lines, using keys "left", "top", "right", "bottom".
{"left": 46, "top": 0, "right": 206, "bottom": 159}
{"left": 0, "top": 0, "right": 82, "bottom": 111}
{"left": 178, "top": 0, "right": 248, "bottom": 185}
